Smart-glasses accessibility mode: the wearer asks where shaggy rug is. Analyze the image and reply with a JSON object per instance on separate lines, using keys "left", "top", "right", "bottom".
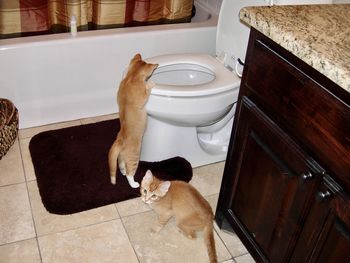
{"left": 29, "top": 119, "right": 192, "bottom": 215}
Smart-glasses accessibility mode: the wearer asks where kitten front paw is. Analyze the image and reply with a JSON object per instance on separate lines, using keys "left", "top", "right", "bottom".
{"left": 146, "top": 80, "right": 155, "bottom": 90}
{"left": 151, "top": 224, "right": 163, "bottom": 233}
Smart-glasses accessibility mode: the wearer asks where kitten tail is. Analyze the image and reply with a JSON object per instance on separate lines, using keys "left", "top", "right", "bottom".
{"left": 204, "top": 221, "right": 218, "bottom": 263}
{"left": 108, "top": 137, "right": 122, "bottom": 184}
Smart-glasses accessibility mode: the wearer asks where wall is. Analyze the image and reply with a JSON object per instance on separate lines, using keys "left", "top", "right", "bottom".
{"left": 195, "top": 0, "right": 223, "bottom": 15}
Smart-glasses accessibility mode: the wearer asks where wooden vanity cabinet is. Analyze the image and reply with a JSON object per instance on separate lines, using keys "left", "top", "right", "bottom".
{"left": 215, "top": 28, "right": 350, "bottom": 262}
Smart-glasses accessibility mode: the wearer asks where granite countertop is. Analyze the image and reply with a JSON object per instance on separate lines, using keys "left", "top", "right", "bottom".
{"left": 239, "top": 4, "right": 350, "bottom": 93}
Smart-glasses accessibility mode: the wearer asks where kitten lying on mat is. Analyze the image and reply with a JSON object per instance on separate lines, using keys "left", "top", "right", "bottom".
{"left": 108, "top": 54, "right": 158, "bottom": 188}
{"left": 141, "top": 170, "right": 218, "bottom": 263}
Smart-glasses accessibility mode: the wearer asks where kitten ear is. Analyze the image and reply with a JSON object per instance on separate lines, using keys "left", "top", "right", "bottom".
{"left": 159, "top": 181, "right": 171, "bottom": 196}
{"left": 142, "top": 170, "right": 154, "bottom": 185}
{"left": 134, "top": 53, "right": 142, "bottom": 61}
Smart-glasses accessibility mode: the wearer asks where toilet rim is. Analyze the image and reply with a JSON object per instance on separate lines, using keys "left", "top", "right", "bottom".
{"left": 145, "top": 53, "right": 240, "bottom": 97}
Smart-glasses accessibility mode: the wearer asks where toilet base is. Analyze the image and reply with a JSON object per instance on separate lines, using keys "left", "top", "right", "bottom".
{"left": 141, "top": 116, "right": 227, "bottom": 168}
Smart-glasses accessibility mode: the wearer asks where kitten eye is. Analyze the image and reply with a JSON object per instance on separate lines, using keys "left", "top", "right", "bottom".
{"left": 151, "top": 194, "right": 157, "bottom": 199}
{"left": 142, "top": 188, "right": 147, "bottom": 194}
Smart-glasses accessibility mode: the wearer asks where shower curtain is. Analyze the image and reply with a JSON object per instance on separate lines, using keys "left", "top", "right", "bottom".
{"left": 0, "top": 0, "right": 194, "bottom": 39}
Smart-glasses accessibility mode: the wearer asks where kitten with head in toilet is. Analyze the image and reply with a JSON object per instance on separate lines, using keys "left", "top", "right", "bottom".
{"left": 108, "top": 54, "right": 158, "bottom": 188}
{"left": 140, "top": 170, "right": 218, "bottom": 263}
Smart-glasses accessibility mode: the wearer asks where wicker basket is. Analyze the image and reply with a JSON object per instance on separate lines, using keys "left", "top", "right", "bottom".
{"left": 0, "top": 98, "right": 19, "bottom": 159}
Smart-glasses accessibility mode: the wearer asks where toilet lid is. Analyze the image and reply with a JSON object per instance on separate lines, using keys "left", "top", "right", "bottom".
{"left": 146, "top": 54, "right": 240, "bottom": 97}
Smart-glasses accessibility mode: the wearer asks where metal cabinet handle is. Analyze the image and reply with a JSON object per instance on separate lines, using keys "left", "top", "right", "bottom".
{"left": 316, "top": 190, "right": 332, "bottom": 202}
{"left": 300, "top": 171, "right": 313, "bottom": 181}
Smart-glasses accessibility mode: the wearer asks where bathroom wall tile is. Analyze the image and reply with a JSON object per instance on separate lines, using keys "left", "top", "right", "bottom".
{"left": 115, "top": 196, "right": 151, "bottom": 218}
{"left": 19, "top": 138, "right": 36, "bottom": 181}
{"left": 0, "top": 140, "right": 25, "bottom": 186}
{"left": 38, "top": 220, "right": 138, "bottom": 263}
{"left": 195, "top": 0, "right": 208, "bottom": 7}
{"left": 0, "top": 238, "right": 41, "bottom": 263}
{"left": 80, "top": 113, "right": 119, "bottom": 125}
{"left": 27, "top": 181, "right": 119, "bottom": 236}
{"left": 123, "top": 210, "right": 232, "bottom": 263}
{"left": 19, "top": 120, "right": 81, "bottom": 139}
{"left": 0, "top": 183, "right": 36, "bottom": 244}
{"left": 234, "top": 253, "right": 256, "bottom": 263}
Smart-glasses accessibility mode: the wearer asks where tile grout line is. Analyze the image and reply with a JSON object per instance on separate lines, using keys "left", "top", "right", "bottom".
{"left": 17, "top": 135, "right": 44, "bottom": 263}
{"left": 119, "top": 213, "right": 142, "bottom": 263}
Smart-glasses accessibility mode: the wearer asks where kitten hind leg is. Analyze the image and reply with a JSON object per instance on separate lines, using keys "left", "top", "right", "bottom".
{"left": 177, "top": 221, "right": 197, "bottom": 239}
{"left": 118, "top": 158, "right": 126, "bottom": 176}
{"left": 125, "top": 161, "right": 140, "bottom": 188}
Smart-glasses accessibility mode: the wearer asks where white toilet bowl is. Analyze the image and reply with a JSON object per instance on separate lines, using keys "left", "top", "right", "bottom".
{"left": 141, "top": 54, "right": 240, "bottom": 167}
{"left": 145, "top": 54, "right": 240, "bottom": 126}
{"left": 140, "top": 0, "right": 322, "bottom": 167}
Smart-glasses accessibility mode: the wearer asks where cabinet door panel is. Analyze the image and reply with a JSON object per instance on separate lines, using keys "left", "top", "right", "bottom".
{"left": 314, "top": 217, "right": 350, "bottom": 263}
{"left": 227, "top": 97, "right": 323, "bottom": 262}
{"left": 292, "top": 180, "right": 350, "bottom": 263}
{"left": 243, "top": 38, "right": 350, "bottom": 187}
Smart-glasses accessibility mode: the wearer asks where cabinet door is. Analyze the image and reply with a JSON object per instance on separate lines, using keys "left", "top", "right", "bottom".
{"left": 291, "top": 175, "right": 350, "bottom": 263}
{"left": 217, "top": 97, "right": 324, "bottom": 263}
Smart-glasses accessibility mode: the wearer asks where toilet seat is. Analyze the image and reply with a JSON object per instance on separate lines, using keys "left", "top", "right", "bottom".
{"left": 146, "top": 53, "right": 240, "bottom": 97}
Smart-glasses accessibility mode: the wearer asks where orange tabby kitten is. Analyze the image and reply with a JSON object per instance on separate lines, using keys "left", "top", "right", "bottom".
{"left": 108, "top": 54, "right": 158, "bottom": 188}
{"left": 140, "top": 170, "right": 218, "bottom": 263}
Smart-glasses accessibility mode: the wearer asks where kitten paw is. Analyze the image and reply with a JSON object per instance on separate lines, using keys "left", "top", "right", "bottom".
{"left": 129, "top": 181, "right": 140, "bottom": 188}
{"left": 119, "top": 167, "right": 126, "bottom": 176}
{"left": 151, "top": 225, "right": 162, "bottom": 233}
{"left": 126, "top": 176, "right": 140, "bottom": 188}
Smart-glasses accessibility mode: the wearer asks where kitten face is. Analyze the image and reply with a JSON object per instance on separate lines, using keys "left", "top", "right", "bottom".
{"left": 140, "top": 170, "right": 170, "bottom": 204}
{"left": 140, "top": 187, "right": 161, "bottom": 204}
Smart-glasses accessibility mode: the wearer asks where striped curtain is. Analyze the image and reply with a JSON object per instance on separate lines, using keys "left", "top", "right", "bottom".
{"left": 0, "top": 0, "right": 194, "bottom": 39}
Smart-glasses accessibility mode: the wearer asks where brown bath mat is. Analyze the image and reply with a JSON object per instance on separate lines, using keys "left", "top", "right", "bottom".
{"left": 29, "top": 119, "right": 192, "bottom": 215}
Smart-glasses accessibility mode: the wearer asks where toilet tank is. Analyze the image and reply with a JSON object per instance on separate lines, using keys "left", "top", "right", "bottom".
{"left": 216, "top": 0, "right": 332, "bottom": 70}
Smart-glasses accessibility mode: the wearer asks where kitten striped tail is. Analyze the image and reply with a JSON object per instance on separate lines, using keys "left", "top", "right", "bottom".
{"left": 204, "top": 221, "right": 218, "bottom": 263}
{"left": 108, "top": 136, "right": 122, "bottom": 185}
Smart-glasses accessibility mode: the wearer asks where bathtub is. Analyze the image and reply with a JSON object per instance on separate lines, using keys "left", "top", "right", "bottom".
{"left": 0, "top": 3, "right": 217, "bottom": 129}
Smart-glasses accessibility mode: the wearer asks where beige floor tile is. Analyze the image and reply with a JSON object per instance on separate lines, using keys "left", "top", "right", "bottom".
{"left": 38, "top": 220, "right": 138, "bottom": 263}
{"left": 27, "top": 181, "right": 119, "bottom": 236}
{"left": 123, "top": 210, "right": 232, "bottom": 263}
{"left": 206, "top": 194, "right": 248, "bottom": 258}
{"left": 234, "top": 253, "right": 256, "bottom": 263}
{"left": 221, "top": 260, "right": 235, "bottom": 263}
{"left": 0, "top": 183, "right": 36, "bottom": 244}
{"left": 0, "top": 140, "right": 25, "bottom": 186}
{"left": 0, "top": 238, "right": 41, "bottom": 263}
{"left": 19, "top": 138, "right": 36, "bottom": 181}
{"left": 80, "top": 113, "right": 119, "bottom": 125}
{"left": 214, "top": 224, "right": 248, "bottom": 258}
{"left": 194, "top": 161, "right": 226, "bottom": 177}
{"left": 19, "top": 120, "right": 82, "bottom": 139}
{"left": 190, "top": 162, "right": 225, "bottom": 197}
{"left": 115, "top": 196, "right": 151, "bottom": 218}
{"left": 206, "top": 194, "right": 219, "bottom": 212}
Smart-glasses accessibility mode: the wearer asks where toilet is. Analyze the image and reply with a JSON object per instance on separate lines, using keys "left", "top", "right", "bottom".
{"left": 141, "top": 0, "right": 330, "bottom": 167}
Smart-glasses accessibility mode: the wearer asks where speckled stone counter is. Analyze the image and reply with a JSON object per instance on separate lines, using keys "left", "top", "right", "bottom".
{"left": 239, "top": 4, "right": 350, "bottom": 93}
